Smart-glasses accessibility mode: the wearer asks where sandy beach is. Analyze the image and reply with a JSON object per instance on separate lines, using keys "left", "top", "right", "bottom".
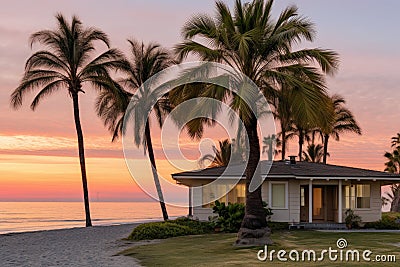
{"left": 0, "top": 224, "right": 142, "bottom": 267}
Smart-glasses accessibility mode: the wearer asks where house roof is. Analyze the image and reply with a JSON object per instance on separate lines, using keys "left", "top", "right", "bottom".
{"left": 172, "top": 160, "right": 400, "bottom": 180}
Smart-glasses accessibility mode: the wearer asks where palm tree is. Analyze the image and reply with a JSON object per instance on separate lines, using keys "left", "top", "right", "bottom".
{"left": 275, "top": 81, "right": 333, "bottom": 162}
{"left": 10, "top": 14, "right": 125, "bottom": 227}
{"left": 384, "top": 143, "right": 400, "bottom": 212}
{"left": 97, "top": 39, "right": 176, "bottom": 221}
{"left": 384, "top": 149, "right": 400, "bottom": 174}
{"left": 175, "top": 0, "right": 338, "bottom": 245}
{"left": 199, "top": 139, "right": 233, "bottom": 167}
{"left": 262, "top": 134, "right": 278, "bottom": 161}
{"left": 322, "top": 94, "right": 361, "bottom": 164}
{"left": 391, "top": 133, "right": 400, "bottom": 148}
{"left": 382, "top": 184, "right": 400, "bottom": 212}
{"left": 302, "top": 143, "right": 325, "bottom": 163}
{"left": 287, "top": 124, "right": 322, "bottom": 162}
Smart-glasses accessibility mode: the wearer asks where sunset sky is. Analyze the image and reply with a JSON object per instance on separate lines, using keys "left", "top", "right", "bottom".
{"left": 1, "top": 0, "right": 399, "bottom": 202}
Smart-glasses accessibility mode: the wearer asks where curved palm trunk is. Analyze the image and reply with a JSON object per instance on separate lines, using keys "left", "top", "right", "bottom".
{"left": 323, "top": 134, "right": 329, "bottom": 164}
{"left": 236, "top": 119, "right": 271, "bottom": 246}
{"left": 145, "top": 121, "right": 169, "bottom": 221}
{"left": 298, "top": 129, "right": 304, "bottom": 162}
{"left": 72, "top": 93, "right": 92, "bottom": 227}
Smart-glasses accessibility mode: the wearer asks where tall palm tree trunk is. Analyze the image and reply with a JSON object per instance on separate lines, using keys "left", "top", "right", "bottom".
{"left": 72, "top": 93, "right": 92, "bottom": 227}
{"left": 236, "top": 119, "right": 271, "bottom": 246}
{"left": 323, "top": 134, "right": 329, "bottom": 164}
{"left": 268, "top": 142, "right": 273, "bottom": 161}
{"left": 391, "top": 188, "right": 400, "bottom": 212}
{"left": 145, "top": 121, "right": 169, "bottom": 220}
{"left": 281, "top": 128, "right": 287, "bottom": 161}
{"left": 298, "top": 130, "right": 304, "bottom": 162}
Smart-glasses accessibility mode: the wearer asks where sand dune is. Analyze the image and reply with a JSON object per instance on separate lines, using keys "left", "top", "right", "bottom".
{"left": 0, "top": 224, "right": 141, "bottom": 267}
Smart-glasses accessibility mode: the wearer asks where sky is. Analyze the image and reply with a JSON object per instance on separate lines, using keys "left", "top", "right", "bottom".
{"left": 0, "top": 0, "right": 399, "bottom": 202}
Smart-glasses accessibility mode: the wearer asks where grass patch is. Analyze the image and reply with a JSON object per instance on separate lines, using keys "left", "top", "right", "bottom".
{"left": 120, "top": 231, "right": 400, "bottom": 266}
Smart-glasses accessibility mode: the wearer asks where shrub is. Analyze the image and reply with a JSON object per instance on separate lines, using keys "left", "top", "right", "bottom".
{"left": 364, "top": 213, "right": 400, "bottom": 230}
{"left": 210, "top": 200, "right": 245, "bottom": 233}
{"left": 128, "top": 218, "right": 214, "bottom": 240}
{"left": 263, "top": 201, "right": 274, "bottom": 222}
{"left": 171, "top": 217, "right": 214, "bottom": 233}
{"left": 210, "top": 201, "right": 274, "bottom": 232}
{"left": 344, "top": 209, "right": 362, "bottom": 229}
{"left": 382, "top": 212, "right": 400, "bottom": 221}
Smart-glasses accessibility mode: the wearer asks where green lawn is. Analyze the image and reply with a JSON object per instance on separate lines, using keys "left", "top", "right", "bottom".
{"left": 120, "top": 231, "right": 400, "bottom": 266}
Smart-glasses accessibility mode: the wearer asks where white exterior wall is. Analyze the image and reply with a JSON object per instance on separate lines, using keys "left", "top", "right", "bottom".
{"left": 192, "top": 207, "right": 213, "bottom": 221}
{"left": 340, "top": 180, "right": 382, "bottom": 222}
{"left": 262, "top": 179, "right": 300, "bottom": 223}
{"left": 190, "top": 179, "right": 382, "bottom": 223}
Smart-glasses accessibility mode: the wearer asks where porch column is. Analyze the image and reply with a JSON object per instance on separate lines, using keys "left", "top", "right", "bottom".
{"left": 309, "top": 179, "right": 313, "bottom": 223}
{"left": 338, "top": 180, "right": 343, "bottom": 223}
{"left": 188, "top": 187, "right": 193, "bottom": 217}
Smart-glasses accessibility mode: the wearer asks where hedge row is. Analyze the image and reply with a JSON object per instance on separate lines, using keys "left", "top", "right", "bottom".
{"left": 128, "top": 217, "right": 214, "bottom": 240}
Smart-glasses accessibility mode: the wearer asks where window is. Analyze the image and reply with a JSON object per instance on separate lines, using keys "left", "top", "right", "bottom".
{"left": 300, "top": 187, "right": 305, "bottom": 207}
{"left": 269, "top": 182, "right": 288, "bottom": 209}
{"left": 345, "top": 184, "right": 370, "bottom": 209}
{"left": 202, "top": 183, "right": 245, "bottom": 208}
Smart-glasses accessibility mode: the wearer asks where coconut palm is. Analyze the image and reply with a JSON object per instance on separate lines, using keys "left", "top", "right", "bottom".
{"left": 321, "top": 94, "right": 361, "bottom": 164}
{"left": 391, "top": 133, "right": 400, "bottom": 148}
{"left": 382, "top": 184, "right": 400, "bottom": 212}
{"left": 10, "top": 14, "right": 126, "bottom": 227}
{"left": 275, "top": 80, "right": 333, "bottom": 162}
{"left": 96, "top": 39, "right": 176, "bottom": 221}
{"left": 286, "top": 124, "right": 309, "bottom": 161}
{"left": 262, "top": 134, "right": 278, "bottom": 161}
{"left": 384, "top": 144, "right": 400, "bottom": 211}
{"left": 175, "top": 0, "right": 338, "bottom": 244}
{"left": 199, "top": 139, "right": 233, "bottom": 167}
{"left": 384, "top": 149, "right": 400, "bottom": 174}
{"left": 287, "top": 124, "right": 324, "bottom": 162}
{"left": 302, "top": 143, "right": 325, "bottom": 163}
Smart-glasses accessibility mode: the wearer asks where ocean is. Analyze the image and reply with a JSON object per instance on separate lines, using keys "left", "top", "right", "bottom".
{"left": 0, "top": 202, "right": 187, "bottom": 234}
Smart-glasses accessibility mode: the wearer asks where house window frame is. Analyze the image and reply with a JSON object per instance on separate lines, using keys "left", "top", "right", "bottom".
{"left": 201, "top": 182, "right": 246, "bottom": 208}
{"left": 344, "top": 183, "right": 371, "bottom": 210}
{"left": 269, "top": 181, "right": 289, "bottom": 210}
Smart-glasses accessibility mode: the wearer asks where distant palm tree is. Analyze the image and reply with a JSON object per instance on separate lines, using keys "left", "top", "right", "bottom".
{"left": 199, "top": 139, "right": 233, "bottom": 167}
{"left": 274, "top": 81, "right": 333, "bottom": 161}
{"left": 391, "top": 133, "right": 400, "bottom": 148}
{"left": 382, "top": 184, "right": 400, "bottom": 212}
{"left": 302, "top": 143, "right": 325, "bottom": 163}
{"left": 10, "top": 14, "right": 125, "bottom": 227}
{"left": 322, "top": 94, "right": 361, "bottom": 164}
{"left": 262, "top": 134, "right": 278, "bottom": 161}
{"left": 384, "top": 149, "right": 400, "bottom": 174}
{"left": 97, "top": 39, "right": 176, "bottom": 221}
{"left": 384, "top": 142, "right": 400, "bottom": 212}
{"left": 286, "top": 124, "right": 311, "bottom": 162}
{"left": 174, "top": 0, "right": 338, "bottom": 244}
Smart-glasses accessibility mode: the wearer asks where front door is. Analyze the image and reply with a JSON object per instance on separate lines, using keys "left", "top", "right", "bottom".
{"left": 301, "top": 185, "right": 338, "bottom": 222}
{"left": 326, "top": 186, "right": 337, "bottom": 221}
{"left": 313, "top": 186, "right": 324, "bottom": 221}
{"left": 300, "top": 186, "right": 309, "bottom": 222}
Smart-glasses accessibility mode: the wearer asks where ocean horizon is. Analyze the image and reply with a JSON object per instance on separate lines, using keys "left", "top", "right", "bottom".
{"left": 0, "top": 201, "right": 187, "bottom": 234}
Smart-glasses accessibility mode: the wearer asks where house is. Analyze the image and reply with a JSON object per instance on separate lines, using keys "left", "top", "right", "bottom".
{"left": 172, "top": 158, "right": 400, "bottom": 224}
